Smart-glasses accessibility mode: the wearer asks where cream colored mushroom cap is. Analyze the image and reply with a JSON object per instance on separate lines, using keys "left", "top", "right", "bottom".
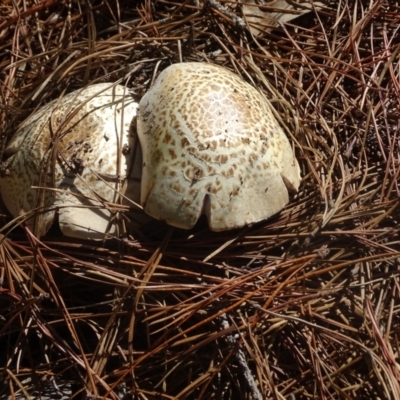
{"left": 137, "top": 62, "right": 301, "bottom": 231}
{"left": 0, "top": 83, "right": 140, "bottom": 239}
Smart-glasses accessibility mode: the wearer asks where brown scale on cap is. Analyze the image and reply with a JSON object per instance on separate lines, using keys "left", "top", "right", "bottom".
{"left": 0, "top": 83, "right": 141, "bottom": 239}
{"left": 137, "top": 62, "right": 301, "bottom": 231}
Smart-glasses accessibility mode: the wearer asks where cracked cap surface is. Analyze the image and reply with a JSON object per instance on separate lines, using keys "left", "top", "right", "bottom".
{"left": 137, "top": 62, "right": 301, "bottom": 231}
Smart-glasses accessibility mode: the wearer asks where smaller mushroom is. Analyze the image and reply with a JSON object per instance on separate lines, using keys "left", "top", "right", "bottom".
{"left": 0, "top": 83, "right": 142, "bottom": 239}
{"left": 137, "top": 62, "right": 301, "bottom": 231}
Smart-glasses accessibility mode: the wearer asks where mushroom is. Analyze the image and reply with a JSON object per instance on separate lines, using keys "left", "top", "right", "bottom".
{"left": 137, "top": 62, "right": 301, "bottom": 231}
{"left": 0, "top": 83, "right": 141, "bottom": 239}
{"left": 0, "top": 62, "right": 300, "bottom": 238}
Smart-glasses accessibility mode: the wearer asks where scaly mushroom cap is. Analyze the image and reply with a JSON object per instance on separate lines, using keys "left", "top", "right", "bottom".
{"left": 0, "top": 84, "right": 140, "bottom": 239}
{"left": 137, "top": 62, "right": 301, "bottom": 231}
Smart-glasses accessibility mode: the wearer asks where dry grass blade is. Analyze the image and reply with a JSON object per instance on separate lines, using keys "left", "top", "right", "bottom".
{"left": 1, "top": 0, "right": 400, "bottom": 399}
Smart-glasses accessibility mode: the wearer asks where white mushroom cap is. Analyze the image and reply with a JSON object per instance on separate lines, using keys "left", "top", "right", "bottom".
{"left": 0, "top": 83, "right": 141, "bottom": 239}
{"left": 137, "top": 62, "right": 301, "bottom": 231}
